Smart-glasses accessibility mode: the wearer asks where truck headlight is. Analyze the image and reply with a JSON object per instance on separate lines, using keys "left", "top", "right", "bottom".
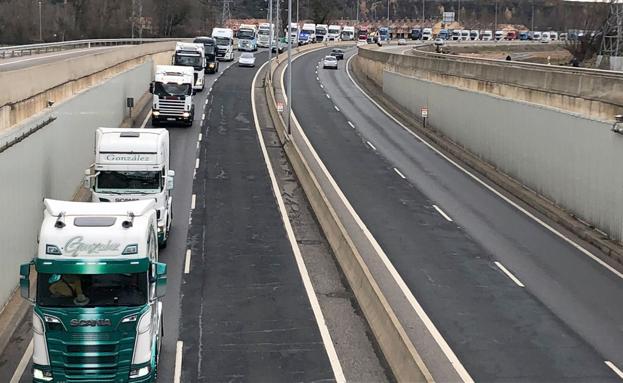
{"left": 131, "top": 309, "right": 152, "bottom": 365}
{"left": 33, "top": 368, "right": 53, "bottom": 381}
{"left": 129, "top": 365, "right": 151, "bottom": 379}
{"left": 209, "top": 63, "right": 215, "bottom": 68}
{"left": 32, "top": 313, "right": 50, "bottom": 366}
{"left": 152, "top": 110, "right": 160, "bottom": 117}
{"left": 183, "top": 112, "right": 190, "bottom": 118}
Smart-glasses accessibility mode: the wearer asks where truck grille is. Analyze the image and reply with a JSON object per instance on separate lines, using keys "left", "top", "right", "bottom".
{"left": 158, "top": 98, "right": 185, "bottom": 116}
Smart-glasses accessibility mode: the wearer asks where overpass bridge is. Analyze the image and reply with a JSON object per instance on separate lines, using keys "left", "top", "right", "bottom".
{"left": 0, "top": 38, "right": 622, "bottom": 382}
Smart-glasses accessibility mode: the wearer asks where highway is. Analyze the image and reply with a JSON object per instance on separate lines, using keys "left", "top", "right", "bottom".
{"left": 0, "top": 46, "right": 126, "bottom": 72}
{"left": 289, "top": 47, "right": 623, "bottom": 381}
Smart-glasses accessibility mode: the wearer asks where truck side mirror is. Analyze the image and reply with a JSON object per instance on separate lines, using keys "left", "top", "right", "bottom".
{"left": 83, "top": 169, "right": 93, "bottom": 189}
{"left": 167, "top": 170, "right": 175, "bottom": 190}
{"left": 149, "top": 82, "right": 154, "bottom": 94}
{"left": 20, "top": 262, "right": 35, "bottom": 303}
{"left": 154, "top": 262, "right": 167, "bottom": 298}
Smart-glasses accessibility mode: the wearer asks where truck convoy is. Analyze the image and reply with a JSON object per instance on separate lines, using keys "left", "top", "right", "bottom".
{"left": 315, "top": 24, "right": 328, "bottom": 42}
{"left": 84, "top": 127, "right": 176, "bottom": 247}
{"left": 212, "top": 27, "right": 235, "bottom": 61}
{"left": 237, "top": 24, "right": 258, "bottom": 51}
{"left": 149, "top": 65, "right": 195, "bottom": 127}
{"left": 21, "top": 199, "right": 167, "bottom": 382}
{"left": 193, "top": 36, "right": 219, "bottom": 74}
{"left": 341, "top": 26, "right": 355, "bottom": 41}
{"left": 299, "top": 23, "right": 316, "bottom": 45}
{"left": 173, "top": 42, "right": 205, "bottom": 92}
{"left": 327, "top": 25, "right": 341, "bottom": 41}
{"left": 257, "top": 23, "right": 274, "bottom": 47}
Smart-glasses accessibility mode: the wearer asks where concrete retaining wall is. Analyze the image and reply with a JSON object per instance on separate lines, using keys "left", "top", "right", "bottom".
{"left": 358, "top": 47, "right": 623, "bottom": 122}
{"left": 0, "top": 60, "right": 152, "bottom": 310}
{"left": 0, "top": 42, "right": 175, "bottom": 132}
{"left": 353, "top": 48, "right": 623, "bottom": 244}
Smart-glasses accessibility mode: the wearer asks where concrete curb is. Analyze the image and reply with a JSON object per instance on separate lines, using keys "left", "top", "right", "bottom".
{"left": 263, "top": 45, "right": 432, "bottom": 382}
{"left": 350, "top": 55, "right": 623, "bottom": 271}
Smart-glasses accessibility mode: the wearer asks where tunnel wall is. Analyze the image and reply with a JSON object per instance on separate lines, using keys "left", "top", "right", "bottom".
{"left": 0, "top": 60, "right": 152, "bottom": 310}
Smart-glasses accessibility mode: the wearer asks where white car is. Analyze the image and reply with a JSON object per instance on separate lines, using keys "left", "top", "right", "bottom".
{"left": 238, "top": 52, "right": 256, "bottom": 67}
{"left": 398, "top": 38, "right": 407, "bottom": 45}
{"left": 323, "top": 55, "right": 338, "bottom": 70}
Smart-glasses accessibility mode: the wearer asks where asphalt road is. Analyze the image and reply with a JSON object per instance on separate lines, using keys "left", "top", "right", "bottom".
{"left": 177, "top": 52, "right": 335, "bottom": 382}
{"left": 290, "top": 47, "right": 623, "bottom": 381}
{"left": 0, "top": 46, "right": 124, "bottom": 72}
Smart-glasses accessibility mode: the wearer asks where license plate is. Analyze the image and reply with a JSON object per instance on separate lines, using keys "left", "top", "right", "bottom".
{"left": 167, "top": 118, "right": 176, "bottom": 121}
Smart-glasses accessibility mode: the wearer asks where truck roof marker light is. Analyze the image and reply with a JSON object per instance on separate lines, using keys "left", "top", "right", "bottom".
{"left": 130, "top": 261, "right": 140, "bottom": 265}
{"left": 54, "top": 212, "right": 66, "bottom": 228}
{"left": 42, "top": 262, "right": 52, "bottom": 265}
{"left": 45, "top": 244, "right": 62, "bottom": 255}
{"left": 122, "top": 244, "right": 139, "bottom": 256}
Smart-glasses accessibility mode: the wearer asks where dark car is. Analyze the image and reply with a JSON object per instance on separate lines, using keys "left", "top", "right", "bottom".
{"left": 330, "top": 48, "right": 344, "bottom": 60}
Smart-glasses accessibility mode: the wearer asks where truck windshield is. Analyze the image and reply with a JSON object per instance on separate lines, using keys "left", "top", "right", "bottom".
{"left": 154, "top": 82, "right": 191, "bottom": 97}
{"left": 258, "top": 29, "right": 270, "bottom": 36}
{"left": 214, "top": 37, "right": 230, "bottom": 46}
{"left": 238, "top": 30, "right": 255, "bottom": 39}
{"left": 96, "top": 171, "right": 162, "bottom": 193}
{"left": 174, "top": 54, "right": 202, "bottom": 68}
{"left": 329, "top": 28, "right": 340, "bottom": 34}
{"left": 37, "top": 272, "right": 148, "bottom": 308}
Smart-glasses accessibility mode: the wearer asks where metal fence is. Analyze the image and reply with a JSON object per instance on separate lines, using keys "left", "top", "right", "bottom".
{"left": 0, "top": 38, "right": 181, "bottom": 59}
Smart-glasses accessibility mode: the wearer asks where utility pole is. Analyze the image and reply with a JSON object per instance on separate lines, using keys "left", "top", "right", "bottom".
{"left": 422, "top": 0, "right": 425, "bottom": 22}
{"left": 39, "top": 1, "right": 43, "bottom": 42}
{"left": 222, "top": 0, "right": 232, "bottom": 26}
{"left": 356, "top": 0, "right": 359, "bottom": 24}
{"left": 494, "top": 0, "right": 498, "bottom": 38}
{"left": 458, "top": 0, "right": 461, "bottom": 23}
{"left": 268, "top": 0, "right": 273, "bottom": 80}
{"left": 138, "top": 0, "right": 143, "bottom": 40}
{"left": 287, "top": 0, "right": 292, "bottom": 135}
{"left": 387, "top": 0, "right": 390, "bottom": 21}
{"left": 531, "top": 0, "right": 535, "bottom": 32}
{"left": 296, "top": 0, "right": 299, "bottom": 23}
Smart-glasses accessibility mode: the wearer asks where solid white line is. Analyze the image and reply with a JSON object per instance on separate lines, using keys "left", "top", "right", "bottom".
{"left": 394, "top": 167, "right": 406, "bottom": 179}
{"left": 605, "top": 361, "right": 623, "bottom": 379}
{"left": 0, "top": 46, "right": 110, "bottom": 66}
{"left": 198, "top": 133, "right": 202, "bottom": 142}
{"left": 366, "top": 141, "right": 377, "bottom": 151}
{"left": 184, "top": 249, "right": 192, "bottom": 274}
{"left": 139, "top": 110, "right": 152, "bottom": 129}
{"left": 433, "top": 204, "right": 453, "bottom": 222}
{"left": 347, "top": 121, "right": 355, "bottom": 129}
{"left": 282, "top": 50, "right": 461, "bottom": 382}
{"left": 191, "top": 194, "right": 196, "bottom": 210}
{"left": 9, "top": 339, "right": 33, "bottom": 383}
{"left": 345, "top": 53, "right": 623, "bottom": 281}
{"left": 334, "top": 105, "right": 340, "bottom": 112}
{"left": 195, "top": 158, "right": 200, "bottom": 169}
{"left": 494, "top": 261, "right": 526, "bottom": 288}
{"left": 205, "top": 99, "right": 208, "bottom": 106}
{"left": 174, "top": 341, "right": 183, "bottom": 383}
{"left": 252, "top": 60, "right": 346, "bottom": 382}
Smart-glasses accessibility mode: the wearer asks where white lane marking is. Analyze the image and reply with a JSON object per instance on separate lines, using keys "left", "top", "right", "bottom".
{"left": 334, "top": 105, "right": 340, "bottom": 112}
{"left": 196, "top": 141, "right": 200, "bottom": 149}
{"left": 320, "top": 84, "right": 324, "bottom": 88}
{"left": 209, "top": 87, "right": 213, "bottom": 93}
{"left": 195, "top": 158, "right": 200, "bottom": 169}
{"left": 394, "top": 168, "right": 406, "bottom": 179}
{"left": 252, "top": 60, "right": 346, "bottom": 382}
{"left": 345, "top": 53, "right": 623, "bottom": 281}
{"left": 326, "top": 94, "right": 331, "bottom": 99}
{"left": 316, "top": 76, "right": 320, "bottom": 81}
{"left": 282, "top": 50, "right": 459, "bottom": 382}
{"left": 191, "top": 194, "right": 196, "bottom": 210}
{"left": 205, "top": 99, "right": 209, "bottom": 106}
{"left": 0, "top": 46, "right": 111, "bottom": 66}
{"left": 9, "top": 339, "right": 33, "bottom": 383}
{"left": 433, "top": 204, "right": 453, "bottom": 222}
{"left": 198, "top": 133, "right": 202, "bottom": 142}
{"left": 139, "top": 110, "right": 152, "bottom": 129}
{"left": 184, "top": 249, "right": 192, "bottom": 274}
{"left": 201, "top": 113, "right": 205, "bottom": 120}
{"left": 174, "top": 341, "right": 183, "bottom": 383}
{"left": 366, "top": 141, "right": 377, "bottom": 151}
{"left": 605, "top": 361, "right": 623, "bottom": 379}
{"left": 494, "top": 261, "right": 526, "bottom": 288}
{"left": 347, "top": 121, "right": 355, "bottom": 129}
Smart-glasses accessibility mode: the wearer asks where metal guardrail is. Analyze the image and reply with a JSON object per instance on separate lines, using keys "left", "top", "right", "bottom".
{"left": 0, "top": 38, "right": 180, "bottom": 59}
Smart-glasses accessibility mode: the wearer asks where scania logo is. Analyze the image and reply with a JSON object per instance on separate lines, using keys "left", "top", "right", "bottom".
{"left": 70, "top": 319, "right": 112, "bottom": 327}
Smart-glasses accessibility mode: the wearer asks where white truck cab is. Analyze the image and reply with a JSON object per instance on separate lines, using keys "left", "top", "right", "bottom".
{"left": 150, "top": 65, "right": 195, "bottom": 127}
{"left": 289, "top": 23, "right": 300, "bottom": 46}
{"left": 212, "top": 27, "right": 235, "bottom": 61}
{"left": 84, "top": 128, "right": 175, "bottom": 247}
{"left": 257, "top": 23, "right": 274, "bottom": 47}
{"left": 341, "top": 26, "right": 355, "bottom": 41}
{"left": 482, "top": 30, "right": 493, "bottom": 41}
{"left": 315, "top": 24, "right": 328, "bottom": 42}
{"left": 300, "top": 23, "right": 316, "bottom": 45}
{"left": 173, "top": 42, "right": 206, "bottom": 92}
{"left": 328, "top": 25, "right": 341, "bottom": 41}
{"left": 422, "top": 28, "right": 433, "bottom": 41}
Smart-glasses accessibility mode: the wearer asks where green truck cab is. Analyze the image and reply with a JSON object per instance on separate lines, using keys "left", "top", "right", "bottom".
{"left": 20, "top": 199, "right": 167, "bottom": 382}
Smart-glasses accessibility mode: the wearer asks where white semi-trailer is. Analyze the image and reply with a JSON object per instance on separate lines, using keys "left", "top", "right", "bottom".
{"left": 212, "top": 27, "right": 235, "bottom": 61}
{"left": 84, "top": 128, "right": 175, "bottom": 247}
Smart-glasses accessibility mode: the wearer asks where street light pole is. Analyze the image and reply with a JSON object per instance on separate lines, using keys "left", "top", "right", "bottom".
{"left": 296, "top": 0, "right": 299, "bottom": 24}
{"left": 387, "top": 0, "right": 390, "bottom": 21}
{"left": 287, "top": 0, "right": 292, "bottom": 135}
{"left": 39, "top": 1, "right": 43, "bottom": 42}
{"left": 356, "top": 0, "right": 359, "bottom": 24}
{"left": 422, "top": 0, "right": 425, "bottom": 22}
{"left": 531, "top": 0, "right": 535, "bottom": 33}
{"left": 494, "top": 0, "right": 498, "bottom": 38}
{"left": 268, "top": 0, "right": 273, "bottom": 81}
{"left": 458, "top": 0, "right": 461, "bottom": 23}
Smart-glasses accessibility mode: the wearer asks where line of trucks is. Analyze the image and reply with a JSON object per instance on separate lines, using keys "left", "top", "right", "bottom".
{"left": 411, "top": 27, "right": 571, "bottom": 42}
{"left": 19, "top": 28, "right": 243, "bottom": 381}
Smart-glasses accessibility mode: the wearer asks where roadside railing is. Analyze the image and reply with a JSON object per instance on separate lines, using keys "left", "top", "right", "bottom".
{"left": 0, "top": 38, "right": 181, "bottom": 59}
